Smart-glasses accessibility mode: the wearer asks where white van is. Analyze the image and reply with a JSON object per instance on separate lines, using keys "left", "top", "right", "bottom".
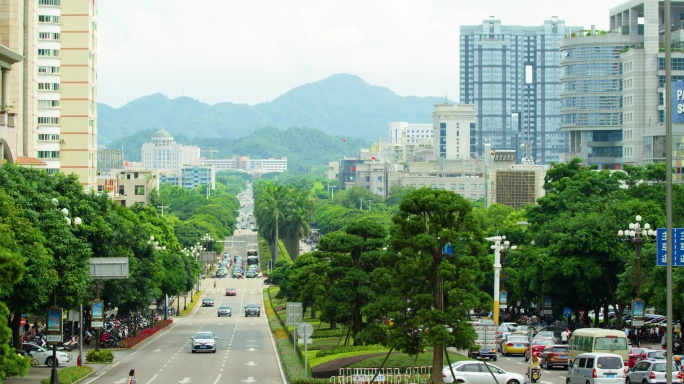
{"left": 567, "top": 353, "right": 626, "bottom": 384}
{"left": 568, "top": 328, "right": 629, "bottom": 365}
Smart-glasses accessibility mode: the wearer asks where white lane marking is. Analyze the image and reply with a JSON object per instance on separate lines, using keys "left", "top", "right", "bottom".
{"left": 145, "top": 373, "right": 158, "bottom": 383}
{"left": 84, "top": 361, "right": 121, "bottom": 384}
{"left": 212, "top": 374, "right": 222, "bottom": 384}
{"left": 245, "top": 361, "right": 257, "bottom": 366}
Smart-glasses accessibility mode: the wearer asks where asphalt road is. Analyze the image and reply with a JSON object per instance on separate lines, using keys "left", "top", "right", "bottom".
{"left": 81, "top": 275, "right": 283, "bottom": 384}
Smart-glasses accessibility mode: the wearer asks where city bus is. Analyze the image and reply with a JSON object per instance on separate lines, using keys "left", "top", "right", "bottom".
{"left": 246, "top": 249, "right": 258, "bottom": 257}
{"left": 568, "top": 328, "right": 629, "bottom": 365}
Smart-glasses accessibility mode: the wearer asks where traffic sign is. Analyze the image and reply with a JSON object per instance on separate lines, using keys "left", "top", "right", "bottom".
{"left": 297, "top": 322, "right": 314, "bottom": 338}
{"left": 562, "top": 307, "right": 572, "bottom": 318}
{"left": 286, "top": 302, "right": 303, "bottom": 326}
{"left": 656, "top": 228, "right": 684, "bottom": 266}
{"left": 298, "top": 338, "right": 313, "bottom": 345}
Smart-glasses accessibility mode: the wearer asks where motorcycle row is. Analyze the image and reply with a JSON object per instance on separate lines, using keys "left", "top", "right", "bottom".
{"left": 22, "top": 312, "right": 156, "bottom": 351}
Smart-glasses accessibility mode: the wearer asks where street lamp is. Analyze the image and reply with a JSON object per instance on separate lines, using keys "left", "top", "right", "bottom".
{"left": 487, "top": 235, "right": 515, "bottom": 325}
{"left": 500, "top": 240, "right": 517, "bottom": 321}
{"left": 618, "top": 215, "right": 655, "bottom": 346}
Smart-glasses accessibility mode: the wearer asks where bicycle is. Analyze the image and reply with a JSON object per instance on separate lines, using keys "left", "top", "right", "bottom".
{"left": 21, "top": 351, "right": 39, "bottom": 367}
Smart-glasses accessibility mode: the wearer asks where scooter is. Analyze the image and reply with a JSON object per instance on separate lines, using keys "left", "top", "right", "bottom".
{"left": 528, "top": 367, "right": 541, "bottom": 383}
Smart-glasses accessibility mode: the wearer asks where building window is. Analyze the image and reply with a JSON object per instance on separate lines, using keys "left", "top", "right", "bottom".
{"left": 38, "top": 134, "right": 60, "bottom": 141}
{"left": 38, "top": 66, "right": 60, "bottom": 74}
{"left": 38, "top": 83, "right": 60, "bottom": 91}
{"left": 135, "top": 185, "right": 145, "bottom": 195}
{"left": 37, "top": 117, "right": 60, "bottom": 124}
{"left": 38, "top": 99, "right": 60, "bottom": 108}
{"left": 39, "top": 0, "right": 61, "bottom": 5}
{"left": 38, "top": 15, "right": 60, "bottom": 23}
{"left": 119, "top": 185, "right": 125, "bottom": 195}
{"left": 126, "top": 174, "right": 131, "bottom": 179}
{"left": 38, "top": 32, "right": 60, "bottom": 40}
{"left": 459, "top": 184, "right": 465, "bottom": 190}
{"left": 37, "top": 151, "right": 59, "bottom": 159}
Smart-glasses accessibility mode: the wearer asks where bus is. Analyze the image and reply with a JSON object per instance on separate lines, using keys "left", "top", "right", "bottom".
{"left": 568, "top": 328, "right": 629, "bottom": 365}
{"left": 246, "top": 249, "right": 258, "bottom": 257}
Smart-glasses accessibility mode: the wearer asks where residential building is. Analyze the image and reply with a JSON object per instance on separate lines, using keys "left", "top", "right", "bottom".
{"left": 36, "top": 0, "right": 62, "bottom": 174}
{"left": 460, "top": 16, "right": 583, "bottom": 164}
{"left": 432, "top": 103, "right": 476, "bottom": 160}
{"left": 202, "top": 158, "right": 238, "bottom": 172}
{"left": 59, "top": 0, "right": 98, "bottom": 189}
{"left": 98, "top": 168, "right": 159, "bottom": 207}
{"left": 180, "top": 164, "right": 215, "bottom": 190}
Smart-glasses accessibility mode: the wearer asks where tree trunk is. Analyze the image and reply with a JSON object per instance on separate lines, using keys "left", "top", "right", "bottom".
{"left": 273, "top": 221, "right": 279, "bottom": 264}
{"left": 427, "top": 251, "right": 445, "bottom": 383}
{"left": 11, "top": 310, "right": 22, "bottom": 351}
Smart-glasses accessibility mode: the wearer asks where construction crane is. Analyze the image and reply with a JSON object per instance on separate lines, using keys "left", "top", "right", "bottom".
{"left": 201, "top": 147, "right": 218, "bottom": 160}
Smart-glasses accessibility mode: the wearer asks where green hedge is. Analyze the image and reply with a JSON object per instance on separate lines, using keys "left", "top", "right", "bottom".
{"left": 85, "top": 349, "right": 114, "bottom": 363}
{"left": 40, "top": 366, "right": 93, "bottom": 384}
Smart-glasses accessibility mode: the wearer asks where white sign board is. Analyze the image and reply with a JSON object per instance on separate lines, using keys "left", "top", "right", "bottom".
{"left": 46, "top": 335, "right": 62, "bottom": 343}
{"left": 298, "top": 338, "right": 313, "bottom": 345}
{"left": 90, "top": 257, "right": 129, "bottom": 279}
{"left": 286, "top": 302, "right": 303, "bottom": 326}
{"left": 297, "top": 322, "right": 314, "bottom": 338}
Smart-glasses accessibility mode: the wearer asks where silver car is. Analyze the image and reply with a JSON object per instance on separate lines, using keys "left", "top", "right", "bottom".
{"left": 442, "top": 361, "right": 526, "bottom": 384}
{"left": 627, "top": 359, "right": 679, "bottom": 384}
{"left": 191, "top": 331, "right": 217, "bottom": 353}
{"left": 217, "top": 305, "right": 232, "bottom": 317}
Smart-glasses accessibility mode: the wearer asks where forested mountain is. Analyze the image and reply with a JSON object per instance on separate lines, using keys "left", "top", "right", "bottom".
{"left": 98, "top": 73, "right": 449, "bottom": 144}
{"left": 104, "top": 126, "right": 368, "bottom": 173}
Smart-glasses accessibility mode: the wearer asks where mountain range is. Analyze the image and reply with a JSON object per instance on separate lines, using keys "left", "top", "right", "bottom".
{"left": 97, "top": 73, "right": 451, "bottom": 145}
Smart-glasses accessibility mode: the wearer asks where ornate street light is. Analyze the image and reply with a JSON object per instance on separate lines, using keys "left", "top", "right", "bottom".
{"left": 618, "top": 215, "right": 655, "bottom": 347}
{"left": 487, "top": 235, "right": 516, "bottom": 325}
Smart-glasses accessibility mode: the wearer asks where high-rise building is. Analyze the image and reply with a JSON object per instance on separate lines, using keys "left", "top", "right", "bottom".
{"left": 389, "top": 122, "right": 433, "bottom": 145}
{"left": 59, "top": 0, "right": 98, "bottom": 189}
{"left": 460, "top": 16, "right": 583, "bottom": 164}
{"left": 141, "top": 129, "right": 201, "bottom": 175}
{"left": 561, "top": 0, "right": 684, "bottom": 179}
{"left": 0, "top": 1, "right": 98, "bottom": 188}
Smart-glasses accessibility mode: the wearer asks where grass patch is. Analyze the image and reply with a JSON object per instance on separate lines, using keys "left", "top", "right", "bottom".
{"left": 40, "top": 366, "right": 93, "bottom": 384}
{"left": 180, "top": 291, "right": 202, "bottom": 316}
{"left": 347, "top": 349, "right": 469, "bottom": 370}
{"left": 310, "top": 347, "right": 388, "bottom": 368}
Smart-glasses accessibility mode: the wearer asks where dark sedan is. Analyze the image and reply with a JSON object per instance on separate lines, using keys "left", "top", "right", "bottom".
{"left": 201, "top": 297, "right": 214, "bottom": 307}
{"left": 245, "top": 303, "right": 260, "bottom": 317}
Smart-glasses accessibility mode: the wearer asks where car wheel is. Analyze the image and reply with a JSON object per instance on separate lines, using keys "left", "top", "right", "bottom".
{"left": 507, "top": 380, "right": 520, "bottom": 384}
{"left": 212, "top": 349, "right": 216, "bottom": 353}
{"left": 542, "top": 359, "right": 548, "bottom": 369}
{"left": 46, "top": 357, "right": 55, "bottom": 367}
{"left": 218, "top": 314, "right": 221, "bottom": 317}
{"left": 192, "top": 350, "right": 195, "bottom": 353}
{"left": 565, "top": 378, "right": 571, "bottom": 384}
{"left": 493, "top": 356, "right": 497, "bottom": 361}
{"left": 455, "top": 380, "right": 465, "bottom": 384}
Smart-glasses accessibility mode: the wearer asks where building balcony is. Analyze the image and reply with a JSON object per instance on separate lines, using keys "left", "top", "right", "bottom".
{"left": 0, "top": 113, "right": 16, "bottom": 127}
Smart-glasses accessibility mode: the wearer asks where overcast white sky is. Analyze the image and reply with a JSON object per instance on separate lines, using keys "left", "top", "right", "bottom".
{"left": 97, "top": 0, "right": 613, "bottom": 108}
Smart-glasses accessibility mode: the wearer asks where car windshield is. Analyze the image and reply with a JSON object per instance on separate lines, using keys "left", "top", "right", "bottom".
{"left": 652, "top": 362, "right": 669, "bottom": 372}
{"left": 594, "top": 337, "right": 628, "bottom": 351}
{"left": 194, "top": 332, "right": 214, "bottom": 339}
{"left": 649, "top": 351, "right": 666, "bottom": 359}
{"left": 203, "top": 298, "right": 213, "bottom": 302}
{"left": 509, "top": 337, "right": 527, "bottom": 342}
{"left": 596, "top": 356, "right": 623, "bottom": 369}
{"left": 535, "top": 339, "right": 553, "bottom": 345}
{"left": 219, "top": 306, "right": 230, "bottom": 310}
{"left": 552, "top": 346, "right": 568, "bottom": 352}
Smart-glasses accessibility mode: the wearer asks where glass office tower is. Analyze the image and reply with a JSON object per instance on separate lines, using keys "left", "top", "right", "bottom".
{"left": 460, "top": 16, "right": 582, "bottom": 164}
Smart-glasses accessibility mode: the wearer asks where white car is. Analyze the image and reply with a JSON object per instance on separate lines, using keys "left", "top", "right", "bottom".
{"left": 442, "top": 361, "right": 526, "bottom": 384}
{"left": 21, "top": 342, "right": 71, "bottom": 367}
{"left": 191, "top": 331, "right": 217, "bottom": 353}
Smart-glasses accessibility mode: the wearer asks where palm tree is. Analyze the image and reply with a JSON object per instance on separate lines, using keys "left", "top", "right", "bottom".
{"left": 281, "top": 189, "right": 315, "bottom": 260}
{"left": 254, "top": 181, "right": 289, "bottom": 263}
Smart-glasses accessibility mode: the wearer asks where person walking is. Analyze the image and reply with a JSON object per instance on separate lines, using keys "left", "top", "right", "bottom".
{"left": 126, "top": 369, "right": 137, "bottom": 384}
{"left": 561, "top": 328, "right": 570, "bottom": 344}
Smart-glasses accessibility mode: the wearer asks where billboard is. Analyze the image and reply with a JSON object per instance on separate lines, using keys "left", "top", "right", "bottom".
{"left": 672, "top": 80, "right": 684, "bottom": 124}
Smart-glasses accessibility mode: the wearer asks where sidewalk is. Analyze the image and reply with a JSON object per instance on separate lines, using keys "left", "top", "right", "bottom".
{"left": 4, "top": 341, "right": 109, "bottom": 384}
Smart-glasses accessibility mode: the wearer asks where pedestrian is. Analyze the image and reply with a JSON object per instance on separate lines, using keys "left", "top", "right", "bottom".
{"left": 127, "top": 369, "right": 137, "bottom": 384}
{"left": 561, "top": 328, "right": 570, "bottom": 343}
{"left": 23, "top": 321, "right": 29, "bottom": 335}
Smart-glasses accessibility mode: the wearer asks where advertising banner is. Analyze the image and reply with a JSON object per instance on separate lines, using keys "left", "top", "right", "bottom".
{"left": 92, "top": 300, "right": 104, "bottom": 329}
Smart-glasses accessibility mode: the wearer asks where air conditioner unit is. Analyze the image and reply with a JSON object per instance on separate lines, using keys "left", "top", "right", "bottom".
{"left": 59, "top": 139, "right": 65, "bottom": 143}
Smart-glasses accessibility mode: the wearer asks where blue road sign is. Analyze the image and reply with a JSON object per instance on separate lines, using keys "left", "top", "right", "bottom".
{"left": 656, "top": 228, "right": 684, "bottom": 267}
{"left": 562, "top": 307, "right": 572, "bottom": 318}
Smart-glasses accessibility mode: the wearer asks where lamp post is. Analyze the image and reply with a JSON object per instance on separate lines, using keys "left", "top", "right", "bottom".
{"left": 50, "top": 199, "right": 81, "bottom": 384}
{"left": 486, "top": 235, "right": 515, "bottom": 325}
{"left": 618, "top": 215, "right": 655, "bottom": 347}
{"left": 500, "top": 240, "right": 517, "bottom": 321}
{"left": 330, "top": 186, "right": 337, "bottom": 200}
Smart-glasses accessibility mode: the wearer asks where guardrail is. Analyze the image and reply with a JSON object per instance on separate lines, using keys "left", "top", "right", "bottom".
{"left": 328, "top": 366, "right": 433, "bottom": 384}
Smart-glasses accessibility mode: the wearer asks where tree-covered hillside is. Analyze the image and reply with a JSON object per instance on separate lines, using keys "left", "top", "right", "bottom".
{"left": 98, "top": 73, "right": 449, "bottom": 143}
{"left": 104, "top": 126, "right": 369, "bottom": 173}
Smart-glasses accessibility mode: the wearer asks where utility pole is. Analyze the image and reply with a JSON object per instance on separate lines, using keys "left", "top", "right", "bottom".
{"left": 157, "top": 205, "right": 169, "bottom": 217}
{"left": 359, "top": 198, "right": 363, "bottom": 210}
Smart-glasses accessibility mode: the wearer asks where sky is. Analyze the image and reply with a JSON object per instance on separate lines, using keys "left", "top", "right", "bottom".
{"left": 97, "top": 0, "right": 612, "bottom": 108}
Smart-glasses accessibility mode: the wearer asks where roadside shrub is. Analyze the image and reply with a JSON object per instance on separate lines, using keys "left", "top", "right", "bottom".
{"left": 40, "top": 366, "right": 93, "bottom": 384}
{"left": 315, "top": 345, "right": 383, "bottom": 358}
{"left": 85, "top": 349, "right": 114, "bottom": 363}
{"left": 118, "top": 319, "right": 173, "bottom": 348}
{"left": 309, "top": 328, "right": 345, "bottom": 339}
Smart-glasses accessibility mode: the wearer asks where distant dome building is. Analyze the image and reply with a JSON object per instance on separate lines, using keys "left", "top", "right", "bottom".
{"left": 141, "top": 130, "right": 200, "bottom": 175}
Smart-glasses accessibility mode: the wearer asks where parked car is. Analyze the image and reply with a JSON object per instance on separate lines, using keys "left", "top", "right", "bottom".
{"left": 640, "top": 349, "right": 666, "bottom": 361}
{"left": 217, "top": 305, "right": 232, "bottom": 317}
{"left": 190, "top": 331, "right": 217, "bottom": 353}
{"left": 501, "top": 335, "right": 529, "bottom": 356}
{"left": 627, "top": 359, "right": 680, "bottom": 384}
{"left": 442, "top": 360, "right": 526, "bottom": 384}
{"left": 21, "top": 342, "right": 71, "bottom": 367}
{"left": 500, "top": 322, "right": 519, "bottom": 332}
{"left": 567, "top": 353, "right": 625, "bottom": 384}
{"left": 525, "top": 338, "right": 554, "bottom": 361}
{"left": 244, "top": 303, "right": 261, "bottom": 317}
{"left": 225, "top": 287, "right": 236, "bottom": 296}
{"left": 201, "top": 297, "right": 214, "bottom": 307}
{"left": 539, "top": 344, "right": 569, "bottom": 369}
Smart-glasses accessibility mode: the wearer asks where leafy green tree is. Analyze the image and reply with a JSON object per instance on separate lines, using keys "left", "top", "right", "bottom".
{"left": 367, "top": 188, "right": 488, "bottom": 383}
{"left": 254, "top": 181, "right": 290, "bottom": 263}
{"left": 279, "top": 252, "right": 331, "bottom": 319}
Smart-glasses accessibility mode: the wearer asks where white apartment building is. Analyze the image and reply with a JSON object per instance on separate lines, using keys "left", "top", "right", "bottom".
{"left": 36, "top": 1, "right": 62, "bottom": 174}
{"left": 433, "top": 103, "right": 476, "bottom": 160}
{"left": 389, "top": 122, "right": 433, "bottom": 145}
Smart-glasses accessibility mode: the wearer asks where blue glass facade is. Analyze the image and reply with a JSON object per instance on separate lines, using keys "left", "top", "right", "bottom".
{"left": 460, "top": 17, "right": 580, "bottom": 164}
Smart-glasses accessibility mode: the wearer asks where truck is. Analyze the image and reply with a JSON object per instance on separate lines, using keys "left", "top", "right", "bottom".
{"left": 469, "top": 321, "right": 498, "bottom": 361}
